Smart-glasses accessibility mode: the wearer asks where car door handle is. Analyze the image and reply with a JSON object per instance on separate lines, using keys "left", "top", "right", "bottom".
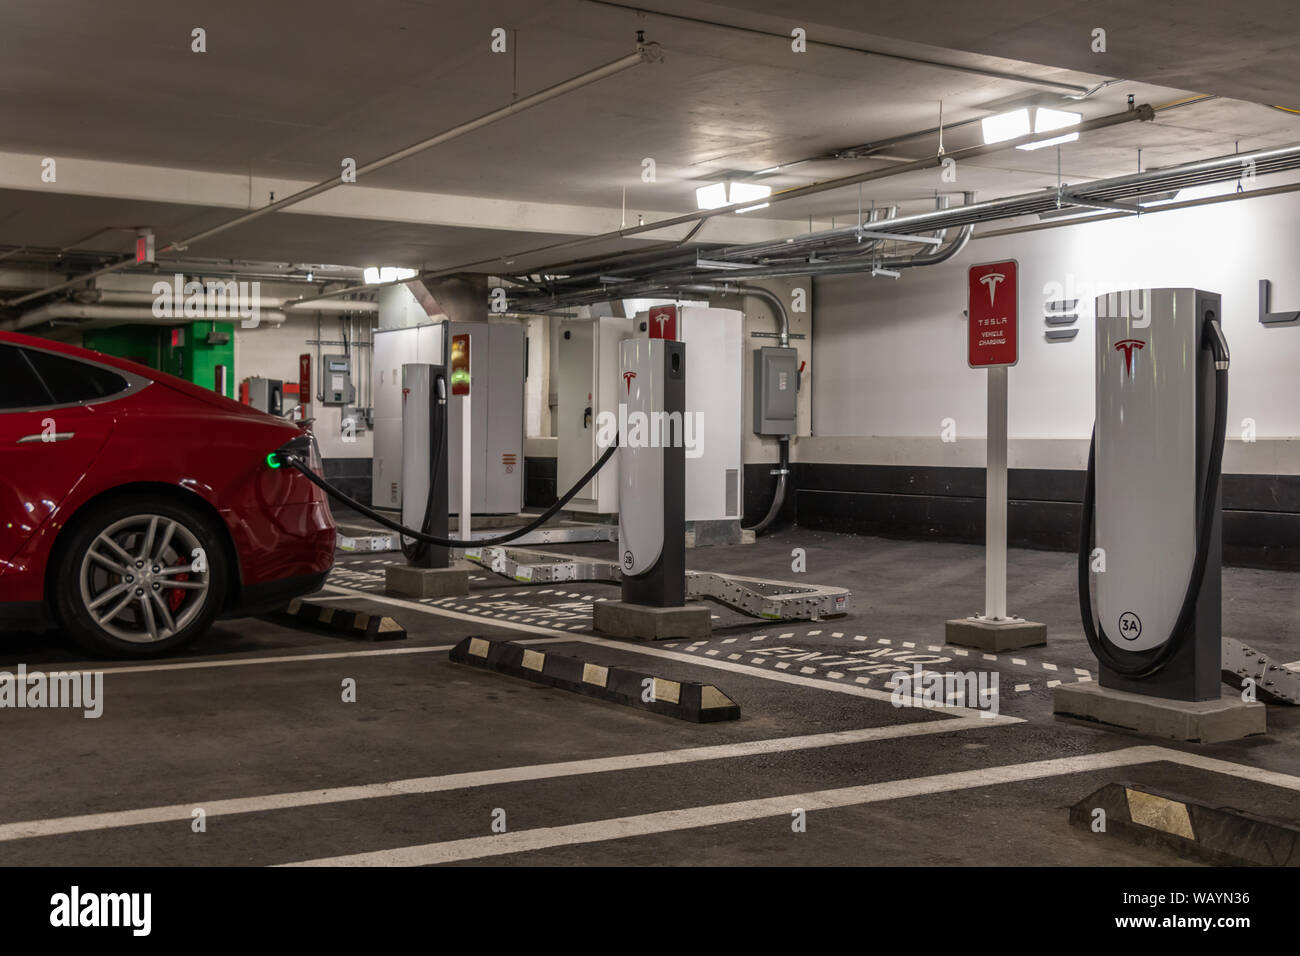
{"left": 16, "top": 432, "right": 75, "bottom": 444}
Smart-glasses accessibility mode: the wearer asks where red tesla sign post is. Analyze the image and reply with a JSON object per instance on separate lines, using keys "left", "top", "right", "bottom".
{"left": 965, "top": 260, "right": 1024, "bottom": 632}
{"left": 298, "top": 353, "right": 312, "bottom": 420}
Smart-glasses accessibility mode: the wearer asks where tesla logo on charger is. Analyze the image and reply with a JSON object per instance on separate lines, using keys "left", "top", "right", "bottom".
{"left": 979, "top": 272, "right": 1006, "bottom": 305}
{"left": 623, "top": 371, "right": 637, "bottom": 394}
{"left": 1114, "top": 339, "right": 1145, "bottom": 377}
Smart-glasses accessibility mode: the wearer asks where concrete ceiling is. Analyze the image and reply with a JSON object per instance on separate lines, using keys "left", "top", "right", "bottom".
{"left": 0, "top": 0, "right": 1296, "bottom": 276}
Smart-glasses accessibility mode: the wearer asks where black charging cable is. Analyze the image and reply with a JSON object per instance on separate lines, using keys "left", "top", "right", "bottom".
{"left": 278, "top": 436, "right": 619, "bottom": 549}
{"left": 1077, "top": 318, "right": 1230, "bottom": 678}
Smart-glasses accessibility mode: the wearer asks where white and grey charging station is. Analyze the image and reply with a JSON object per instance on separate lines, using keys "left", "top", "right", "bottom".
{"left": 592, "top": 336, "right": 712, "bottom": 640}
{"left": 1055, "top": 287, "right": 1265, "bottom": 742}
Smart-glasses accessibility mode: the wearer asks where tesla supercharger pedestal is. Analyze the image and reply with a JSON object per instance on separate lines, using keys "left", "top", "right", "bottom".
{"left": 592, "top": 338, "right": 710, "bottom": 640}
{"left": 1054, "top": 288, "right": 1264, "bottom": 742}
{"left": 384, "top": 362, "right": 470, "bottom": 599}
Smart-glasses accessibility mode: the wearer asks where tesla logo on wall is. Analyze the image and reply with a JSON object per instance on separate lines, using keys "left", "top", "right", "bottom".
{"left": 623, "top": 371, "right": 637, "bottom": 393}
{"left": 1114, "top": 338, "right": 1145, "bottom": 377}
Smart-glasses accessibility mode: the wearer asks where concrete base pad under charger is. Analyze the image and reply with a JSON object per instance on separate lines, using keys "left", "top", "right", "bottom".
{"left": 945, "top": 616, "right": 1047, "bottom": 651}
{"left": 385, "top": 563, "right": 470, "bottom": 599}
{"left": 593, "top": 600, "right": 712, "bottom": 641}
{"left": 1054, "top": 682, "right": 1265, "bottom": 743}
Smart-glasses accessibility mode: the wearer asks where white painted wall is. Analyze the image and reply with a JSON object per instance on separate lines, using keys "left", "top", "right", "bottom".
{"left": 234, "top": 312, "right": 374, "bottom": 460}
{"left": 811, "top": 185, "right": 1300, "bottom": 474}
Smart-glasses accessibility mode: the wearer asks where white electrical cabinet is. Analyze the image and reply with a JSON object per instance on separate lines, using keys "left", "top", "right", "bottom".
{"left": 555, "top": 307, "right": 743, "bottom": 525}
{"left": 636, "top": 306, "right": 744, "bottom": 524}
{"left": 372, "top": 321, "right": 524, "bottom": 514}
{"left": 557, "top": 315, "right": 635, "bottom": 514}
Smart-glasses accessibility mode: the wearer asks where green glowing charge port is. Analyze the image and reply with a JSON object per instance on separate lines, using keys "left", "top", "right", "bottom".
{"left": 266, "top": 453, "right": 282, "bottom": 469}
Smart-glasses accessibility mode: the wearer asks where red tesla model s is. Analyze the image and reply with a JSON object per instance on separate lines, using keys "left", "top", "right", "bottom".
{"left": 0, "top": 331, "right": 335, "bottom": 657}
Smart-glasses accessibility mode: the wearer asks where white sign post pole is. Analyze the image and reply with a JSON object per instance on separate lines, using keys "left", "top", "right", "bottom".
{"left": 984, "top": 365, "right": 1009, "bottom": 622}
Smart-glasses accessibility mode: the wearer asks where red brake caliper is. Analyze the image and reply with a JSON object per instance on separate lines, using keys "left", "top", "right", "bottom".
{"left": 168, "top": 572, "right": 189, "bottom": 612}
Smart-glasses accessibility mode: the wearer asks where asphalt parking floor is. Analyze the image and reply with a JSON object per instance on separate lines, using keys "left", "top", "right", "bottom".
{"left": 2, "top": 526, "right": 1298, "bottom": 866}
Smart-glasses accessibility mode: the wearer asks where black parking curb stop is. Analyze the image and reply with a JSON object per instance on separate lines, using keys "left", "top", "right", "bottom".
{"left": 271, "top": 599, "right": 407, "bottom": 642}
{"left": 449, "top": 637, "right": 739, "bottom": 723}
{"left": 1070, "top": 782, "right": 1300, "bottom": 866}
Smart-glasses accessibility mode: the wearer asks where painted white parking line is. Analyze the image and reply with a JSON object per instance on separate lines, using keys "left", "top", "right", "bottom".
{"left": 0, "top": 645, "right": 453, "bottom": 678}
{"left": 283, "top": 745, "right": 1300, "bottom": 866}
{"left": 0, "top": 717, "right": 1010, "bottom": 843}
{"left": 0, "top": 632, "right": 585, "bottom": 680}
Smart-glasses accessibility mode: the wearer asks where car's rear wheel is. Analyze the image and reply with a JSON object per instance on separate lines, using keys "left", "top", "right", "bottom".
{"left": 53, "top": 496, "right": 228, "bottom": 658}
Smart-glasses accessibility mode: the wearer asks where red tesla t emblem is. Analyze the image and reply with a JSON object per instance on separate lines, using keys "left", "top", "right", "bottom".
{"left": 1114, "top": 339, "right": 1145, "bottom": 377}
{"left": 623, "top": 371, "right": 636, "bottom": 394}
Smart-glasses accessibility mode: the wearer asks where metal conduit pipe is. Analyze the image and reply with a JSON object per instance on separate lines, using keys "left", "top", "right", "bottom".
{"left": 530, "top": 193, "right": 969, "bottom": 296}
{"left": 5, "top": 302, "right": 289, "bottom": 332}
{"left": 509, "top": 138, "right": 1300, "bottom": 309}
{"left": 88, "top": 290, "right": 379, "bottom": 313}
{"left": 512, "top": 215, "right": 973, "bottom": 311}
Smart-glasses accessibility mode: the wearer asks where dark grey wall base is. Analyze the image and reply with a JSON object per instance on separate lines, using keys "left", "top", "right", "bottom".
{"left": 791, "top": 463, "right": 1300, "bottom": 571}
{"left": 526, "top": 457, "right": 1300, "bottom": 571}
{"left": 322, "top": 457, "right": 373, "bottom": 507}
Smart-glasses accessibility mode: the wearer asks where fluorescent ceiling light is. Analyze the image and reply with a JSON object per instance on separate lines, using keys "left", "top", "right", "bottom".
{"left": 695, "top": 181, "right": 772, "bottom": 212}
{"left": 729, "top": 181, "right": 771, "bottom": 213}
{"left": 363, "top": 266, "right": 418, "bottom": 284}
{"left": 1017, "top": 107, "right": 1083, "bottom": 151}
{"left": 1018, "top": 132, "right": 1079, "bottom": 151}
{"left": 1034, "top": 107, "right": 1081, "bottom": 132}
{"left": 695, "top": 183, "right": 728, "bottom": 210}
{"left": 981, "top": 109, "right": 1031, "bottom": 145}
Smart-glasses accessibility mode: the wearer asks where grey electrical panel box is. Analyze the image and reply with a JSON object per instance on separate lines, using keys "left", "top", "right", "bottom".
{"left": 752, "top": 346, "right": 798, "bottom": 435}
{"left": 322, "top": 355, "right": 354, "bottom": 405}
{"left": 246, "top": 377, "right": 283, "bottom": 416}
